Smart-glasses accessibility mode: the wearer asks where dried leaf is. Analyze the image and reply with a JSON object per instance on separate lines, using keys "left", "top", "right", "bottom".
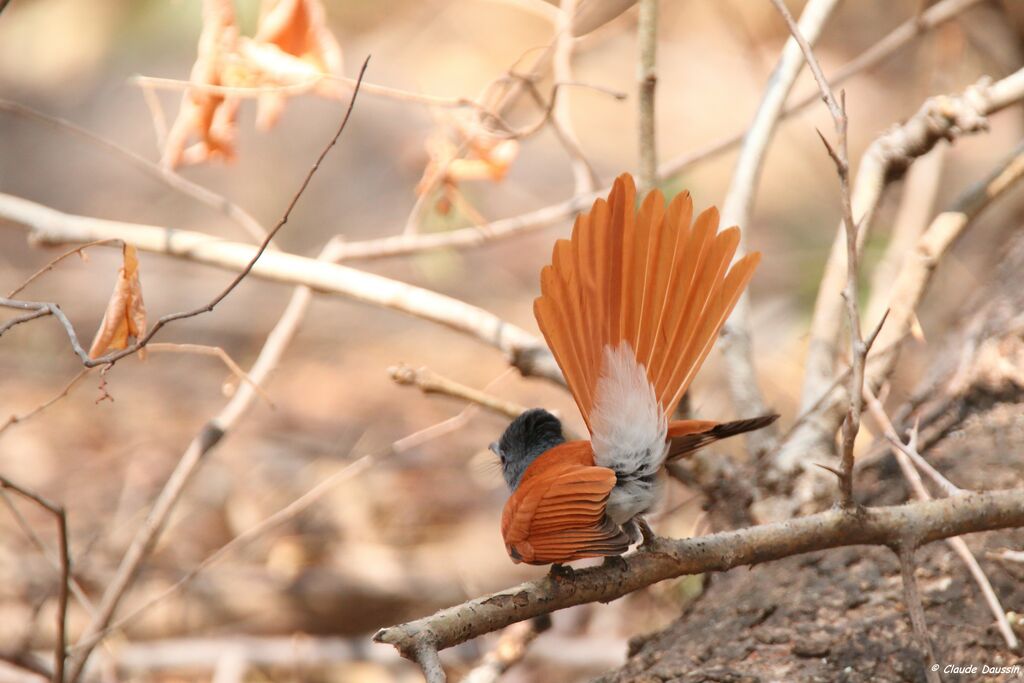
{"left": 415, "top": 129, "right": 519, "bottom": 199}
{"left": 161, "top": 0, "right": 240, "bottom": 169}
{"left": 89, "top": 245, "right": 148, "bottom": 360}
{"left": 251, "top": 0, "right": 344, "bottom": 129}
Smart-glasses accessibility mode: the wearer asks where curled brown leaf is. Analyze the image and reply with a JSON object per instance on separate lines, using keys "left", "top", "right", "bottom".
{"left": 88, "top": 245, "right": 148, "bottom": 360}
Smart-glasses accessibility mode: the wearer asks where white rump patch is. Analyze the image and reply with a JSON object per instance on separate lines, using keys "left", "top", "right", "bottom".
{"left": 590, "top": 342, "right": 667, "bottom": 475}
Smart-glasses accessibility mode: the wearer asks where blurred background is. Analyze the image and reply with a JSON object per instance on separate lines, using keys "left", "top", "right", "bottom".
{"left": 1, "top": 0, "right": 1023, "bottom": 680}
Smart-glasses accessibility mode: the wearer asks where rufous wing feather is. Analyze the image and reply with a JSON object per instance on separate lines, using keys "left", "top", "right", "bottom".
{"left": 534, "top": 173, "right": 762, "bottom": 428}
{"left": 501, "top": 442, "right": 629, "bottom": 565}
{"left": 666, "top": 414, "right": 780, "bottom": 460}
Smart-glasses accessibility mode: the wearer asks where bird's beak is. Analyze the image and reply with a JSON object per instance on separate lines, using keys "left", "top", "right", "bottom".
{"left": 488, "top": 441, "right": 500, "bottom": 456}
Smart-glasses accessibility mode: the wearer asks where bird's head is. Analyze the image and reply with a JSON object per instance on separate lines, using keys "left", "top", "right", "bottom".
{"left": 490, "top": 408, "right": 565, "bottom": 491}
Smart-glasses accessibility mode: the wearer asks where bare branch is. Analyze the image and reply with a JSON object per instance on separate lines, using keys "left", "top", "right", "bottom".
{"left": 863, "top": 387, "right": 1019, "bottom": 649}
{"left": 718, "top": 0, "right": 839, "bottom": 453}
{"left": 0, "top": 477, "right": 70, "bottom": 683}
{"left": 552, "top": 0, "right": 598, "bottom": 194}
{"left": 897, "top": 546, "right": 940, "bottom": 682}
{"left": 375, "top": 489, "right": 1024, "bottom": 657}
{"left": 0, "top": 101, "right": 269, "bottom": 244}
{"left": 771, "top": 136, "right": 1024, "bottom": 494}
{"left": 770, "top": 0, "right": 864, "bottom": 508}
{"left": 389, "top": 364, "right": 527, "bottom": 420}
{"left": 0, "top": 201, "right": 563, "bottom": 385}
{"left": 63, "top": 55, "right": 371, "bottom": 683}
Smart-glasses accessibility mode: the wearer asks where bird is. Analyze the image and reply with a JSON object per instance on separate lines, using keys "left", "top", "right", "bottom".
{"left": 491, "top": 173, "right": 778, "bottom": 566}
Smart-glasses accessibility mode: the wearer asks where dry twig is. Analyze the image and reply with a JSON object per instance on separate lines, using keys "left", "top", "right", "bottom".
{"left": 770, "top": 137, "right": 1024, "bottom": 501}
{"left": 769, "top": 0, "right": 865, "bottom": 508}
{"left": 718, "top": 0, "right": 839, "bottom": 452}
{"left": 63, "top": 55, "right": 371, "bottom": 683}
{"left": 897, "top": 546, "right": 940, "bottom": 682}
{"left": 0, "top": 198, "right": 563, "bottom": 385}
{"left": 0, "top": 476, "right": 70, "bottom": 683}
{"left": 389, "top": 364, "right": 527, "bottom": 421}
{"left": 863, "top": 387, "right": 1019, "bottom": 649}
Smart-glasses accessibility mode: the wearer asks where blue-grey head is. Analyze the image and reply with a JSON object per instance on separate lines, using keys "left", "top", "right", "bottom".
{"left": 490, "top": 408, "right": 565, "bottom": 491}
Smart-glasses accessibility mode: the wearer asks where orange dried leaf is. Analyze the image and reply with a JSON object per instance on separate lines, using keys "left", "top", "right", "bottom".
{"left": 89, "top": 245, "right": 148, "bottom": 360}
{"left": 415, "top": 129, "right": 519, "bottom": 199}
{"left": 251, "top": 0, "right": 344, "bottom": 129}
{"left": 162, "top": 0, "right": 240, "bottom": 169}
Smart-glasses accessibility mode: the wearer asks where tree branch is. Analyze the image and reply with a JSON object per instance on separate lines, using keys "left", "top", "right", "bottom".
{"left": 374, "top": 488, "right": 1024, "bottom": 658}
{"left": 63, "top": 55, "right": 371, "bottom": 683}
{"left": 0, "top": 476, "right": 70, "bottom": 683}
{"left": 770, "top": 137, "right": 1024, "bottom": 498}
{"left": 0, "top": 198, "right": 563, "bottom": 385}
{"left": 799, "top": 66, "right": 1024, "bottom": 433}
{"left": 718, "top": 0, "right": 839, "bottom": 453}
{"left": 769, "top": 0, "right": 865, "bottom": 509}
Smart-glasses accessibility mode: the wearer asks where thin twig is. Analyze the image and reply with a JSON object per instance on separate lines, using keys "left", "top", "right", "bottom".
{"left": 63, "top": 55, "right": 371, "bottom": 683}
{"left": 552, "top": 0, "right": 598, "bottom": 194}
{"left": 718, "top": 0, "right": 839, "bottom": 453}
{"left": 863, "top": 387, "right": 1018, "bottom": 649}
{"left": 771, "top": 137, "right": 1024, "bottom": 495}
{"left": 145, "top": 343, "right": 274, "bottom": 406}
{"left": 0, "top": 369, "right": 92, "bottom": 437}
{"left": 863, "top": 387, "right": 962, "bottom": 497}
{"left": 770, "top": 0, "right": 865, "bottom": 508}
{"left": 897, "top": 545, "right": 940, "bottom": 682}
{"left": 0, "top": 476, "right": 70, "bottom": 683}
{"left": 389, "top": 364, "right": 527, "bottom": 420}
{"left": 0, "top": 488, "right": 93, "bottom": 617}
{"left": 0, "top": 100, "right": 268, "bottom": 244}
{"left": 6, "top": 239, "right": 120, "bottom": 298}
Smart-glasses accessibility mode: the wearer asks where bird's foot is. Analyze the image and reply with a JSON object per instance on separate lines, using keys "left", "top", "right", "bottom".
{"left": 548, "top": 563, "right": 575, "bottom": 581}
{"left": 633, "top": 516, "right": 661, "bottom": 550}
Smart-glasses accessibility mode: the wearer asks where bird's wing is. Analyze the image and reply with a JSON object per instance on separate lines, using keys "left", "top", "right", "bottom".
{"left": 666, "top": 415, "right": 780, "bottom": 460}
{"left": 534, "top": 173, "right": 761, "bottom": 433}
{"left": 501, "top": 442, "right": 629, "bottom": 565}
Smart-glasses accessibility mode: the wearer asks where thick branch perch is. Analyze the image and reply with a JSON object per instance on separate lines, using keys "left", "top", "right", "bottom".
{"left": 374, "top": 488, "right": 1024, "bottom": 657}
